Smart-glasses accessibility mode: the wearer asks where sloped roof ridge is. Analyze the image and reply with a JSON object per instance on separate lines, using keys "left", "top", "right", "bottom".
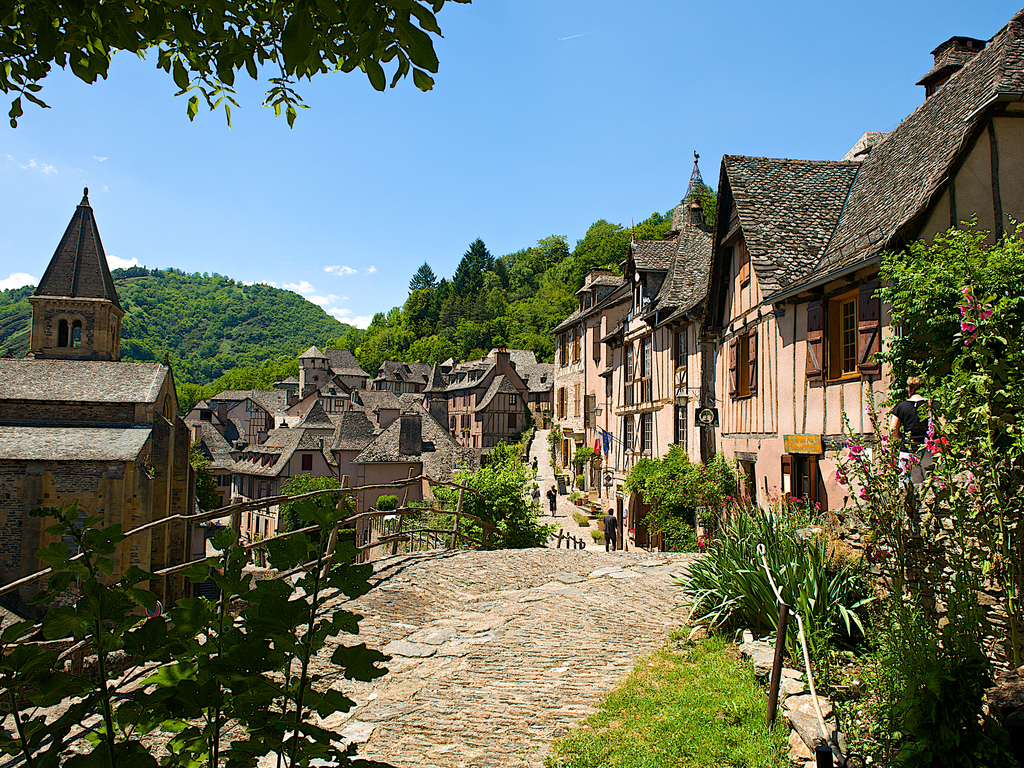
{"left": 35, "top": 188, "right": 121, "bottom": 309}
{"left": 296, "top": 399, "right": 334, "bottom": 427}
{"left": 816, "top": 15, "right": 1023, "bottom": 277}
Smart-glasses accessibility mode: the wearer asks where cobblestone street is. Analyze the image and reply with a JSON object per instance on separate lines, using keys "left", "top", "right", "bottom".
{"left": 315, "top": 548, "right": 697, "bottom": 768}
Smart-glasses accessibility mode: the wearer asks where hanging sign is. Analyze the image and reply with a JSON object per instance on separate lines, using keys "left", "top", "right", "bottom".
{"left": 783, "top": 434, "right": 823, "bottom": 454}
{"left": 694, "top": 406, "right": 719, "bottom": 427}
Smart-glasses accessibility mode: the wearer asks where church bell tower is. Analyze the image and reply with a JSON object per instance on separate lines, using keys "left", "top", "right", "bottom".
{"left": 29, "top": 188, "right": 124, "bottom": 361}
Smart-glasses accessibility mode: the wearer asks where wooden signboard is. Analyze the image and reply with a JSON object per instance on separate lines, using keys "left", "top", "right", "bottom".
{"left": 557, "top": 476, "right": 568, "bottom": 495}
{"left": 783, "top": 434, "right": 823, "bottom": 455}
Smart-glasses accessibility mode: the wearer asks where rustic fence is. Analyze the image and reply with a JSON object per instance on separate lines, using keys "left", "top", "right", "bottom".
{"left": 0, "top": 472, "right": 493, "bottom": 682}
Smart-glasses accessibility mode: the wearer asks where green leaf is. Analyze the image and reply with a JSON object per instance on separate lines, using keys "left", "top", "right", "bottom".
{"left": 187, "top": 95, "right": 199, "bottom": 121}
{"left": 282, "top": 8, "right": 315, "bottom": 69}
{"left": 172, "top": 57, "right": 189, "bottom": 91}
{"left": 363, "top": 59, "right": 386, "bottom": 91}
{"left": 395, "top": 18, "right": 439, "bottom": 72}
{"left": 412, "top": 68, "right": 434, "bottom": 90}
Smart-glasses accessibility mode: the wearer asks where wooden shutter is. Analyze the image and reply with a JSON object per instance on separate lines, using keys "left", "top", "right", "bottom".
{"left": 806, "top": 300, "right": 824, "bottom": 380}
{"left": 747, "top": 331, "right": 758, "bottom": 396}
{"left": 857, "top": 281, "right": 881, "bottom": 375}
{"left": 728, "top": 338, "right": 738, "bottom": 397}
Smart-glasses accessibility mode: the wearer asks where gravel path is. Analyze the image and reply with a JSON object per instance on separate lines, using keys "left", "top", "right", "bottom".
{"left": 312, "top": 546, "right": 699, "bottom": 768}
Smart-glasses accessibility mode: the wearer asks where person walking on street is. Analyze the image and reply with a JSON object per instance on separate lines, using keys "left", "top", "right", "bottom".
{"left": 547, "top": 485, "right": 558, "bottom": 516}
{"left": 531, "top": 485, "right": 540, "bottom": 508}
{"left": 603, "top": 510, "right": 618, "bottom": 552}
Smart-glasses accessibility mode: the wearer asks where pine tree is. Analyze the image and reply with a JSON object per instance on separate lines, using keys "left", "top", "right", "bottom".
{"left": 409, "top": 262, "right": 438, "bottom": 292}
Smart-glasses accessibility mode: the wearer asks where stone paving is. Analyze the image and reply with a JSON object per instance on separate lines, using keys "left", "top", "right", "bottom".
{"left": 312, "top": 546, "right": 699, "bottom": 768}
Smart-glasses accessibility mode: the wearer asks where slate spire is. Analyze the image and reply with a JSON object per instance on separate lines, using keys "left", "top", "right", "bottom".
{"left": 34, "top": 187, "right": 122, "bottom": 310}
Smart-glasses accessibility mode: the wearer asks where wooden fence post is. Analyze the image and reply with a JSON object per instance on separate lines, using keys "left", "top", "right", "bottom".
{"left": 392, "top": 468, "right": 415, "bottom": 556}
{"left": 449, "top": 485, "right": 465, "bottom": 550}
{"left": 766, "top": 602, "right": 790, "bottom": 728}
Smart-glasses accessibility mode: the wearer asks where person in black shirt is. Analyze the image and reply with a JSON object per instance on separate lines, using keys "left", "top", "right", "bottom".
{"left": 546, "top": 485, "right": 558, "bottom": 516}
{"left": 603, "top": 510, "right": 618, "bottom": 551}
{"left": 890, "top": 376, "right": 930, "bottom": 484}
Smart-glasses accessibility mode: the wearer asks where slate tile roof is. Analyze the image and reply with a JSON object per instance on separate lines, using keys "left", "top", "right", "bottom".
{"left": 722, "top": 156, "right": 860, "bottom": 295}
{"left": 0, "top": 360, "right": 167, "bottom": 404}
{"left": 34, "top": 189, "right": 121, "bottom": 309}
{"left": 351, "top": 389, "right": 402, "bottom": 412}
{"left": 475, "top": 375, "right": 519, "bottom": 412}
{"left": 354, "top": 413, "right": 464, "bottom": 481}
{"left": 231, "top": 425, "right": 329, "bottom": 478}
{"left": 815, "top": 12, "right": 1024, "bottom": 279}
{"left": 630, "top": 239, "right": 677, "bottom": 271}
{"left": 0, "top": 426, "right": 151, "bottom": 461}
{"left": 192, "top": 422, "right": 235, "bottom": 470}
{"left": 299, "top": 346, "right": 328, "bottom": 360}
{"left": 373, "top": 361, "right": 432, "bottom": 385}
{"left": 330, "top": 410, "right": 379, "bottom": 452}
{"left": 550, "top": 282, "right": 630, "bottom": 334}
{"left": 645, "top": 226, "right": 714, "bottom": 320}
{"left": 517, "top": 363, "right": 554, "bottom": 393}
{"left": 324, "top": 348, "right": 368, "bottom": 378}
{"left": 398, "top": 393, "right": 427, "bottom": 412}
{"left": 209, "top": 389, "right": 289, "bottom": 414}
{"left": 296, "top": 400, "right": 335, "bottom": 429}
{"left": 485, "top": 348, "right": 538, "bottom": 368}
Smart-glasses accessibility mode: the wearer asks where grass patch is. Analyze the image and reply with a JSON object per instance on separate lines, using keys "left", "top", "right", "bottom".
{"left": 546, "top": 634, "right": 787, "bottom": 768}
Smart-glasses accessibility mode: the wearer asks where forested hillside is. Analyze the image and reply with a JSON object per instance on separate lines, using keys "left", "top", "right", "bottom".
{"left": 0, "top": 204, "right": 699, "bottom": 410}
{"left": 348, "top": 211, "right": 674, "bottom": 374}
{"left": 0, "top": 268, "right": 356, "bottom": 385}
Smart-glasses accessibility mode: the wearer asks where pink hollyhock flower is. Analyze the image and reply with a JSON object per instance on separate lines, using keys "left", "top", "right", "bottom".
{"left": 858, "top": 487, "right": 869, "bottom": 499}
{"left": 961, "top": 320, "right": 977, "bottom": 334}
{"left": 849, "top": 444, "right": 864, "bottom": 457}
{"left": 979, "top": 306, "right": 994, "bottom": 321}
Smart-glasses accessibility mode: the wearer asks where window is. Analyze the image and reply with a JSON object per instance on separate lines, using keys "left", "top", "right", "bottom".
{"left": 72, "top": 320, "right": 82, "bottom": 349}
{"left": 674, "top": 404, "right": 687, "bottom": 449}
{"left": 57, "top": 319, "right": 69, "bottom": 347}
{"left": 509, "top": 394, "right": 516, "bottom": 406}
{"left": 559, "top": 334, "right": 568, "bottom": 366}
{"left": 828, "top": 292, "right": 859, "bottom": 380}
{"left": 729, "top": 330, "right": 757, "bottom": 398}
{"left": 641, "top": 413, "right": 653, "bottom": 453}
{"left": 508, "top": 412, "right": 516, "bottom": 430}
{"left": 625, "top": 343, "right": 634, "bottom": 381}
{"left": 674, "top": 330, "right": 688, "bottom": 369}
{"left": 572, "top": 327, "right": 581, "bottom": 362}
{"left": 640, "top": 336, "right": 651, "bottom": 378}
{"left": 450, "top": 416, "right": 457, "bottom": 430}
{"left": 301, "top": 453, "right": 313, "bottom": 471}
{"left": 557, "top": 387, "right": 566, "bottom": 419}
{"left": 623, "top": 415, "right": 634, "bottom": 451}
{"left": 573, "top": 384, "right": 580, "bottom": 418}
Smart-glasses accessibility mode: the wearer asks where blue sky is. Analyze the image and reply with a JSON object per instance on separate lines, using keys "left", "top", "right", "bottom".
{"left": 0, "top": 1, "right": 1017, "bottom": 328}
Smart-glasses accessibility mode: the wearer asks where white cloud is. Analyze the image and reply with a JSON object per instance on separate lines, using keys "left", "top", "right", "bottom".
{"left": 283, "top": 280, "right": 317, "bottom": 295}
{"left": 350, "top": 315, "right": 373, "bottom": 329}
{"left": 327, "top": 307, "right": 352, "bottom": 319}
{"left": 324, "top": 265, "right": 357, "bottom": 276}
{"left": 307, "top": 293, "right": 343, "bottom": 309}
{"left": 6, "top": 155, "right": 57, "bottom": 175}
{"left": 242, "top": 279, "right": 278, "bottom": 287}
{"left": 366, "top": 266, "right": 377, "bottom": 274}
{"left": 93, "top": 156, "right": 108, "bottom": 162}
{"left": 107, "top": 255, "right": 141, "bottom": 270}
{"left": 0, "top": 272, "right": 37, "bottom": 291}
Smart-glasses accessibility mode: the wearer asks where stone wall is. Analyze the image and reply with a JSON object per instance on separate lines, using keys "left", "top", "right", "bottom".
{"left": 0, "top": 401, "right": 137, "bottom": 425}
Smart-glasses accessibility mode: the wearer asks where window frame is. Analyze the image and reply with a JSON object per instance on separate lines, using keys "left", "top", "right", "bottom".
{"left": 827, "top": 290, "right": 860, "bottom": 382}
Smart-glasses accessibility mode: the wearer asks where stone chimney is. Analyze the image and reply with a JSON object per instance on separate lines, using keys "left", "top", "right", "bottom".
{"left": 216, "top": 401, "right": 228, "bottom": 427}
{"left": 378, "top": 407, "right": 399, "bottom": 430}
{"left": 494, "top": 348, "right": 510, "bottom": 371}
{"left": 398, "top": 413, "right": 422, "bottom": 456}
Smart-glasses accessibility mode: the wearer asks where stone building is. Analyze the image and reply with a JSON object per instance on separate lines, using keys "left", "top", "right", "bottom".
{"left": 0, "top": 190, "right": 194, "bottom": 610}
{"left": 423, "top": 349, "right": 530, "bottom": 449}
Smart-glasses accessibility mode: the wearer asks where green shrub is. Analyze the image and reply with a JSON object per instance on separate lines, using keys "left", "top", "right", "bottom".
{"left": 376, "top": 494, "right": 398, "bottom": 511}
{"left": 573, "top": 510, "right": 590, "bottom": 527}
{"left": 874, "top": 576, "right": 1018, "bottom": 767}
{"left": 676, "top": 507, "right": 871, "bottom": 659}
{"left": 575, "top": 473, "right": 585, "bottom": 490}
{"left": 660, "top": 517, "right": 699, "bottom": 553}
